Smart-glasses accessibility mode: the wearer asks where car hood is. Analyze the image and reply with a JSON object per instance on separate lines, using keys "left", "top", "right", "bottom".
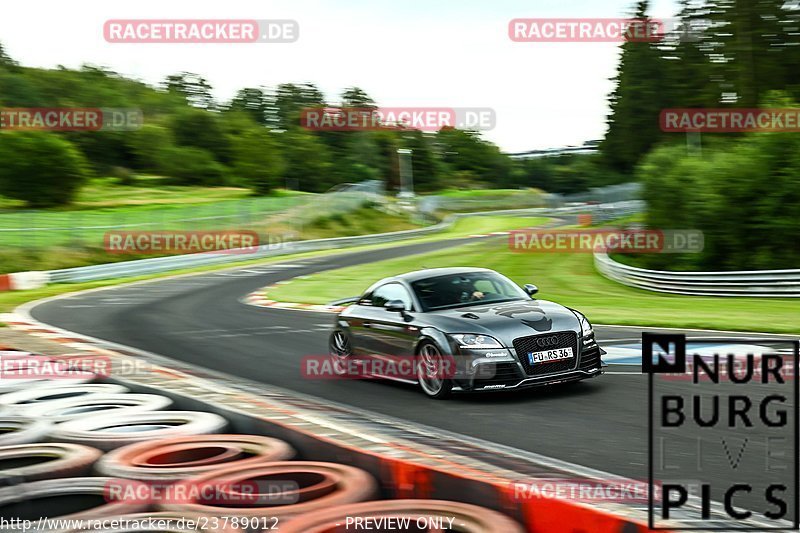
{"left": 425, "top": 299, "right": 581, "bottom": 347}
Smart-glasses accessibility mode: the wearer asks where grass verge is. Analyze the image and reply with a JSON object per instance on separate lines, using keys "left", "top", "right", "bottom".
{"left": 0, "top": 215, "right": 550, "bottom": 314}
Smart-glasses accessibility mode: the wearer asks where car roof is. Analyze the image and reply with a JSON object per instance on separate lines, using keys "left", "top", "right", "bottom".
{"left": 387, "top": 267, "right": 495, "bottom": 284}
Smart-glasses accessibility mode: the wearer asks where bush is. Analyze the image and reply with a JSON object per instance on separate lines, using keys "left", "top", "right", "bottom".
{"left": 0, "top": 131, "right": 89, "bottom": 207}
{"left": 638, "top": 134, "right": 800, "bottom": 270}
{"left": 161, "top": 146, "right": 227, "bottom": 186}
{"left": 227, "top": 124, "right": 284, "bottom": 195}
{"left": 110, "top": 166, "right": 135, "bottom": 185}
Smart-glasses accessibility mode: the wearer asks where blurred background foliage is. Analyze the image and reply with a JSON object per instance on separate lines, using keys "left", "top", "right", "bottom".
{"left": 607, "top": 0, "right": 800, "bottom": 270}
{"left": 1, "top": 0, "right": 800, "bottom": 270}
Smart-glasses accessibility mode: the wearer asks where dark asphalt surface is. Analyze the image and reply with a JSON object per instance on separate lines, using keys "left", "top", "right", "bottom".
{"left": 32, "top": 235, "right": 799, "bottom": 513}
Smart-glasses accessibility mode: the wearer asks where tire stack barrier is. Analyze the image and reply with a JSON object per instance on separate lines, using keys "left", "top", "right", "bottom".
{"left": 159, "top": 462, "right": 379, "bottom": 521}
{"left": 0, "top": 417, "right": 51, "bottom": 445}
{"left": 0, "top": 384, "right": 130, "bottom": 413}
{"left": 49, "top": 411, "right": 230, "bottom": 451}
{"left": 23, "top": 393, "right": 173, "bottom": 423}
{"left": 0, "top": 337, "right": 653, "bottom": 533}
{"left": 96, "top": 435, "right": 296, "bottom": 482}
{"left": 0, "top": 443, "right": 102, "bottom": 483}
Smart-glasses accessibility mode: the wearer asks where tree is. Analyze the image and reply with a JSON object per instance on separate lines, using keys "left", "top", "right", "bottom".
{"left": 0, "top": 42, "right": 18, "bottom": 69}
{"left": 226, "top": 114, "right": 285, "bottom": 194}
{"left": 269, "top": 83, "right": 326, "bottom": 130}
{"left": 400, "top": 131, "right": 443, "bottom": 191}
{"left": 227, "top": 87, "right": 270, "bottom": 125}
{"left": 341, "top": 87, "right": 377, "bottom": 109}
{"left": 706, "top": 0, "right": 787, "bottom": 107}
{"left": 129, "top": 124, "right": 177, "bottom": 172}
{"left": 160, "top": 146, "right": 226, "bottom": 186}
{"left": 601, "top": 1, "right": 669, "bottom": 173}
{"left": 278, "top": 128, "right": 335, "bottom": 192}
{"left": 436, "top": 127, "right": 513, "bottom": 187}
{"left": 170, "top": 108, "right": 230, "bottom": 163}
{"left": 163, "top": 72, "right": 215, "bottom": 109}
{"left": 0, "top": 131, "right": 89, "bottom": 207}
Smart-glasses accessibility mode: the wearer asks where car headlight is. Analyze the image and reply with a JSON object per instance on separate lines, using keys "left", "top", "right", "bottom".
{"left": 574, "top": 311, "right": 594, "bottom": 338}
{"left": 450, "top": 334, "right": 503, "bottom": 349}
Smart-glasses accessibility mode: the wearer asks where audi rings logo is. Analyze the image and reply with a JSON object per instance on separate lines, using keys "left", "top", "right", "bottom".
{"left": 536, "top": 336, "right": 560, "bottom": 348}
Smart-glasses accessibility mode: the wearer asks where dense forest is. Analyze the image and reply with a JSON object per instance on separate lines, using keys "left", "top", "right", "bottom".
{"left": 605, "top": 0, "right": 800, "bottom": 270}
{"left": 0, "top": 42, "right": 619, "bottom": 208}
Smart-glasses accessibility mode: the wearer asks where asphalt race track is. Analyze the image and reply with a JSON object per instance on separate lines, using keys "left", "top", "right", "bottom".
{"left": 32, "top": 235, "right": 799, "bottom": 511}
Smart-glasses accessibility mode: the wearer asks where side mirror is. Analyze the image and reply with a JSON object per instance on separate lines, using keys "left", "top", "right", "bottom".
{"left": 524, "top": 284, "right": 539, "bottom": 296}
{"left": 385, "top": 299, "right": 407, "bottom": 312}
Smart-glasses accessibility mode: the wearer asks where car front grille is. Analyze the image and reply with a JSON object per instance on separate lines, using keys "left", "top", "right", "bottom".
{"left": 580, "top": 343, "right": 602, "bottom": 372}
{"left": 513, "top": 331, "right": 579, "bottom": 376}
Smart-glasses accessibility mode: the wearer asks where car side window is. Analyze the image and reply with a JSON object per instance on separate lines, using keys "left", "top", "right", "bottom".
{"left": 371, "top": 283, "right": 413, "bottom": 310}
{"left": 358, "top": 291, "right": 373, "bottom": 306}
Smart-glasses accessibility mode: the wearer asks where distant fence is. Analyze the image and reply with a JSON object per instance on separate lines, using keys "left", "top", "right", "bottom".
{"left": 0, "top": 181, "right": 385, "bottom": 249}
{"left": 47, "top": 201, "right": 644, "bottom": 283}
{"left": 418, "top": 183, "right": 642, "bottom": 214}
{"left": 595, "top": 252, "right": 800, "bottom": 297}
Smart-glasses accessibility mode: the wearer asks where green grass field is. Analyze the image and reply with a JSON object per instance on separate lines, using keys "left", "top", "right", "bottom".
{"left": 267, "top": 239, "right": 800, "bottom": 334}
{"left": 425, "top": 188, "right": 546, "bottom": 213}
{"left": 0, "top": 178, "right": 310, "bottom": 249}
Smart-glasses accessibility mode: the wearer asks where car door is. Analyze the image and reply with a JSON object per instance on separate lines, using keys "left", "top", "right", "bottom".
{"left": 362, "top": 283, "right": 419, "bottom": 370}
{"left": 342, "top": 294, "right": 376, "bottom": 358}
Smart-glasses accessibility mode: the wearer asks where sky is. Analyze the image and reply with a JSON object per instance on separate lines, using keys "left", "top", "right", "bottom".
{"left": 0, "top": 0, "right": 679, "bottom": 152}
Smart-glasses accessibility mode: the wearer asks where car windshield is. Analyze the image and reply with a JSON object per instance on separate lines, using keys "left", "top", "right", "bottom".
{"left": 410, "top": 271, "right": 529, "bottom": 311}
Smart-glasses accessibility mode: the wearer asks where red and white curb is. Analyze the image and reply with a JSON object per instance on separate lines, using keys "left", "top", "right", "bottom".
{"left": 0, "top": 271, "right": 49, "bottom": 292}
{"left": 1, "top": 312, "right": 133, "bottom": 357}
{"left": 242, "top": 283, "right": 344, "bottom": 314}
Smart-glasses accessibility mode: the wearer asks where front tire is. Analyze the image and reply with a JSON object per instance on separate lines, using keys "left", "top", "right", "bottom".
{"left": 416, "top": 341, "right": 453, "bottom": 399}
{"left": 329, "top": 330, "right": 352, "bottom": 376}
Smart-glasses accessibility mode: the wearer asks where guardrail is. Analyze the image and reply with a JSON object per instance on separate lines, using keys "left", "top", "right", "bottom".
{"left": 47, "top": 201, "right": 645, "bottom": 283}
{"left": 594, "top": 251, "right": 800, "bottom": 297}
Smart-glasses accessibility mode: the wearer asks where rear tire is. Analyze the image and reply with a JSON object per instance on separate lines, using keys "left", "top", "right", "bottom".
{"left": 416, "top": 341, "right": 453, "bottom": 399}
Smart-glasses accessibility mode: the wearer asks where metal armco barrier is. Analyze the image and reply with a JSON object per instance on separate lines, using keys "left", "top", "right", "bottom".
{"left": 595, "top": 252, "right": 800, "bottom": 297}
{"left": 48, "top": 201, "right": 644, "bottom": 283}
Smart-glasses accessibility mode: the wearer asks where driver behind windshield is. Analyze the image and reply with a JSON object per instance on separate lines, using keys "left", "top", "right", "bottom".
{"left": 454, "top": 277, "right": 485, "bottom": 302}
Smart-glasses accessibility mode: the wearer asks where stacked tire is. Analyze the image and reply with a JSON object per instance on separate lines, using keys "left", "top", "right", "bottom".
{"left": 0, "top": 349, "right": 525, "bottom": 532}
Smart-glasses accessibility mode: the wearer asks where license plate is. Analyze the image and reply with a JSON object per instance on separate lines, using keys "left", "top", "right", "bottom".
{"left": 528, "top": 347, "right": 574, "bottom": 365}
